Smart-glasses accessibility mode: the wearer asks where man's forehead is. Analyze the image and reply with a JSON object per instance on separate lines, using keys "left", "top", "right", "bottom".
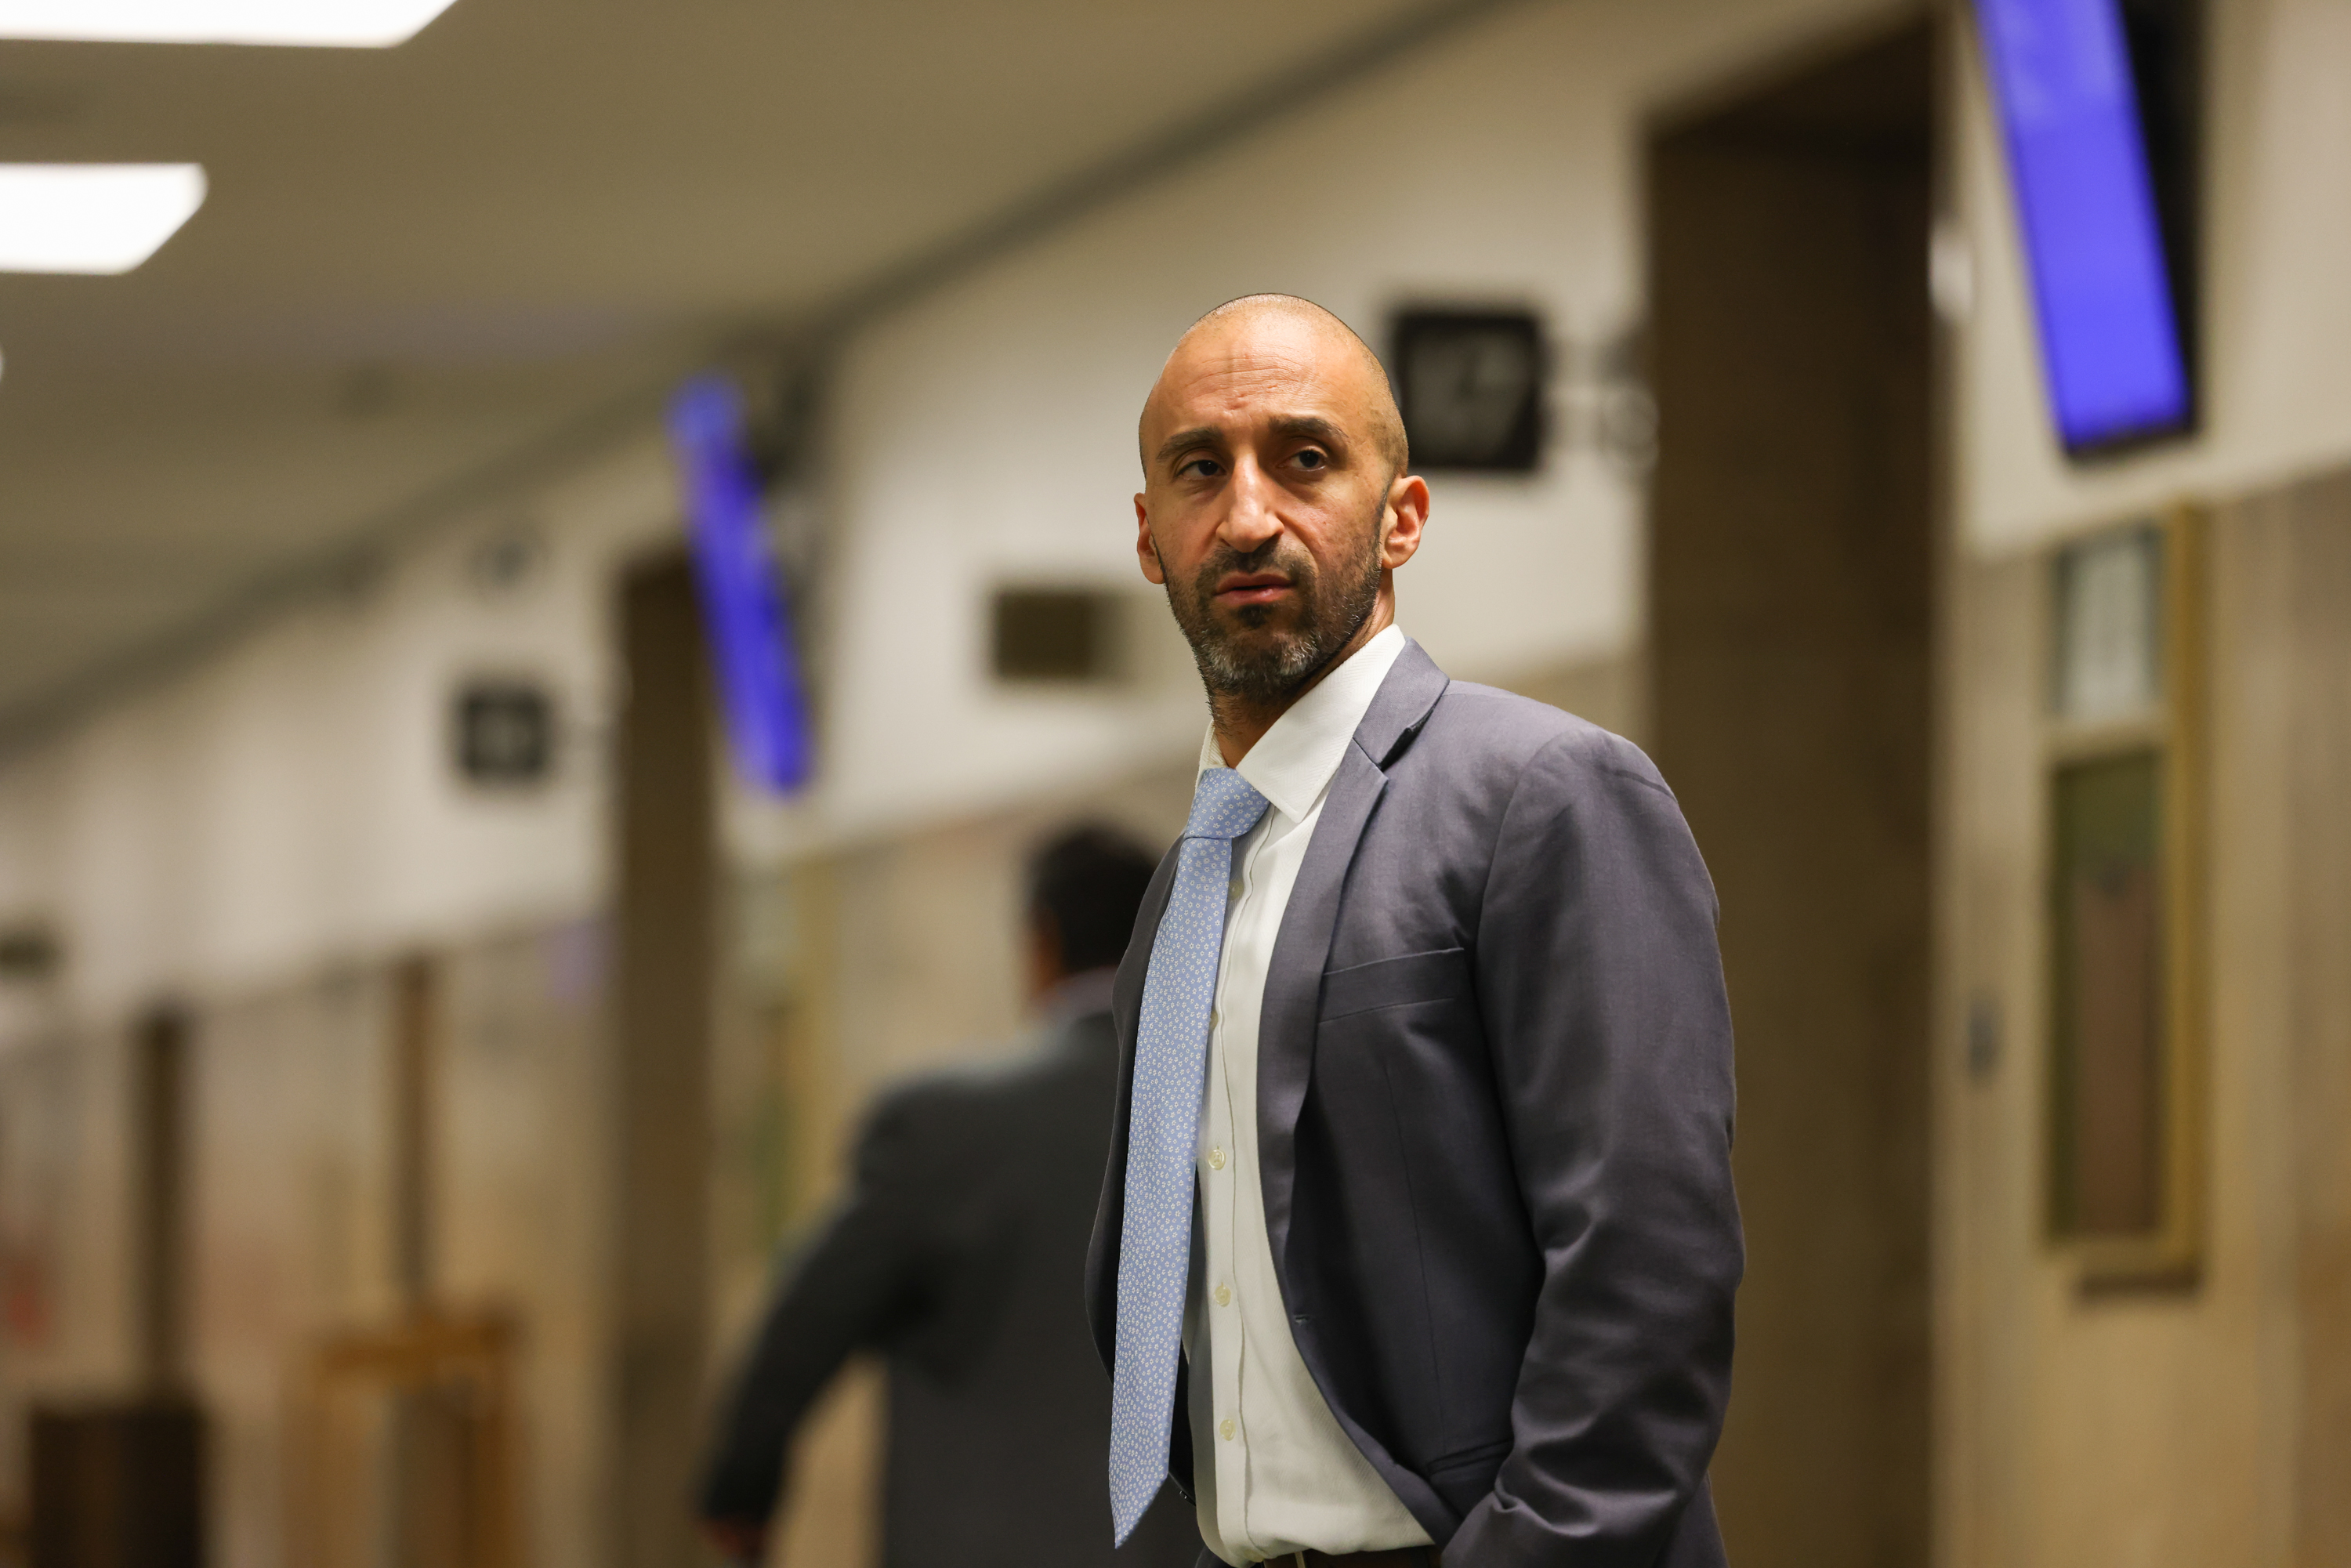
{"left": 1153, "top": 357, "right": 1334, "bottom": 424}
{"left": 1147, "top": 315, "right": 1362, "bottom": 432}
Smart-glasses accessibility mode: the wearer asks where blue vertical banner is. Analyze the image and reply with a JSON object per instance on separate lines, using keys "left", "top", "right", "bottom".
{"left": 1975, "top": 0, "right": 2192, "bottom": 451}
{"left": 667, "top": 374, "right": 815, "bottom": 794}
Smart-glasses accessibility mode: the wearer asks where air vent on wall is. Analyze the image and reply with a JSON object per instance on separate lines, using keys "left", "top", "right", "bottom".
{"left": 993, "top": 588, "right": 1111, "bottom": 683}
{"left": 0, "top": 922, "right": 59, "bottom": 982}
{"left": 989, "top": 585, "right": 1197, "bottom": 692}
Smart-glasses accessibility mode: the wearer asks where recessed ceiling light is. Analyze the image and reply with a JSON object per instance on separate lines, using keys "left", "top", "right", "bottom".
{"left": 0, "top": 1, "right": 457, "bottom": 47}
{"left": 0, "top": 165, "right": 205, "bottom": 274}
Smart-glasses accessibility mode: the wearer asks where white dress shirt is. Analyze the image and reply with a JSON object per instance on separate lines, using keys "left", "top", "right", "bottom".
{"left": 1183, "top": 623, "right": 1432, "bottom": 1565}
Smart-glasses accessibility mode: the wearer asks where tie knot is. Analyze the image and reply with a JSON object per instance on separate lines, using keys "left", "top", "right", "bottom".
{"left": 1185, "top": 767, "right": 1270, "bottom": 842}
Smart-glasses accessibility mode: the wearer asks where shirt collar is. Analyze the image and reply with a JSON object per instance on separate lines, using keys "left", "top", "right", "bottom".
{"left": 1194, "top": 624, "right": 1408, "bottom": 823}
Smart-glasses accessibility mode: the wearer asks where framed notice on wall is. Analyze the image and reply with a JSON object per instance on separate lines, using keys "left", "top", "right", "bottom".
{"left": 2041, "top": 507, "right": 2207, "bottom": 1287}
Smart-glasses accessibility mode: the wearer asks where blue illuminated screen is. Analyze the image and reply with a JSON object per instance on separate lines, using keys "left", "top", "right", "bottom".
{"left": 668, "top": 375, "right": 814, "bottom": 793}
{"left": 1976, "top": 0, "right": 2191, "bottom": 450}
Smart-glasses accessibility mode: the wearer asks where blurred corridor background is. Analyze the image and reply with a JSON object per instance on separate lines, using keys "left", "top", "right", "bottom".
{"left": 0, "top": 0, "right": 2347, "bottom": 1563}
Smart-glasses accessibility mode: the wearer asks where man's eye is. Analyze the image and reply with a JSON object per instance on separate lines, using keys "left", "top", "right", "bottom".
{"left": 1293, "top": 448, "right": 1328, "bottom": 470}
{"left": 1180, "top": 456, "right": 1225, "bottom": 479}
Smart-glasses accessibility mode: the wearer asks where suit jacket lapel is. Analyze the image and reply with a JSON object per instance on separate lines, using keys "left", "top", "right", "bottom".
{"left": 1259, "top": 641, "right": 1450, "bottom": 1274}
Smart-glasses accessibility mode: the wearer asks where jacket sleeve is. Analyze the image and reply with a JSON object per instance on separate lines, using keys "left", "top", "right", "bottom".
{"left": 1447, "top": 727, "right": 1742, "bottom": 1565}
{"left": 697, "top": 1087, "right": 937, "bottom": 1525}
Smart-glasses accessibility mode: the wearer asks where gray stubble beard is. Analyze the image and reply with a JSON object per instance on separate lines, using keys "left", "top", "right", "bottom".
{"left": 1159, "top": 517, "right": 1383, "bottom": 709}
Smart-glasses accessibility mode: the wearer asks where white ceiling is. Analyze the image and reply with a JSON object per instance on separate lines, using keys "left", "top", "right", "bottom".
{"left": 0, "top": 0, "right": 1466, "bottom": 737}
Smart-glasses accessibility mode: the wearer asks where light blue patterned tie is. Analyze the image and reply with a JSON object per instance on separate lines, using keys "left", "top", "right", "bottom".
{"left": 1108, "top": 766, "right": 1269, "bottom": 1543}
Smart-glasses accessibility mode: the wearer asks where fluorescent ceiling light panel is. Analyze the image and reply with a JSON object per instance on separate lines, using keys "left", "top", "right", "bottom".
{"left": 0, "top": 0, "right": 457, "bottom": 46}
{"left": 0, "top": 165, "right": 206, "bottom": 273}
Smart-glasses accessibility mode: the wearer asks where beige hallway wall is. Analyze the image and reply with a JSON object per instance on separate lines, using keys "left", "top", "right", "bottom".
{"left": 1940, "top": 464, "right": 2351, "bottom": 1567}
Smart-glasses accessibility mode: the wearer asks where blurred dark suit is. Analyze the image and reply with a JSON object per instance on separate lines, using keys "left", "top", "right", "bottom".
{"left": 701, "top": 976, "right": 1198, "bottom": 1568}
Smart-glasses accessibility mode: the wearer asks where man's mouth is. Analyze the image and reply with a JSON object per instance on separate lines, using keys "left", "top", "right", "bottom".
{"left": 1212, "top": 572, "right": 1292, "bottom": 608}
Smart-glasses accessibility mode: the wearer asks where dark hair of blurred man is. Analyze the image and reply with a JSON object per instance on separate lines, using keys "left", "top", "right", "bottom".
{"left": 699, "top": 823, "right": 1200, "bottom": 1568}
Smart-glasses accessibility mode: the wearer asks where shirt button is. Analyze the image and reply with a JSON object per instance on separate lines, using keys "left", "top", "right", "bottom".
{"left": 1213, "top": 1283, "right": 1232, "bottom": 1307}
{"left": 1208, "top": 1008, "right": 1221, "bottom": 1030}
{"left": 1207, "top": 1146, "right": 1226, "bottom": 1170}
{"left": 1219, "top": 1417, "right": 1237, "bottom": 1442}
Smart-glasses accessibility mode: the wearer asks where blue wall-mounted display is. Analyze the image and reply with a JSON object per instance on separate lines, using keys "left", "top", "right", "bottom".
{"left": 1976, "top": 0, "right": 2193, "bottom": 452}
{"left": 667, "top": 374, "right": 814, "bottom": 794}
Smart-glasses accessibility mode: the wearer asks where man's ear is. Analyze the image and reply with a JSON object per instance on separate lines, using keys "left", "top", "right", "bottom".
{"left": 1134, "top": 494, "right": 1167, "bottom": 585}
{"left": 1380, "top": 474, "right": 1430, "bottom": 570}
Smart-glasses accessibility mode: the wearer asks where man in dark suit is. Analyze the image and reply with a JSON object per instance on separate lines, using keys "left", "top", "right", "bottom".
{"left": 1090, "top": 295, "right": 1742, "bottom": 1567}
{"left": 701, "top": 825, "right": 1202, "bottom": 1568}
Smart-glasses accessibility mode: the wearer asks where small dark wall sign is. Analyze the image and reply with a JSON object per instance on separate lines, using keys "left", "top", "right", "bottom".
{"left": 0, "top": 924, "right": 59, "bottom": 982}
{"left": 992, "top": 588, "right": 1110, "bottom": 683}
{"left": 1393, "top": 308, "right": 1546, "bottom": 472}
{"left": 454, "top": 679, "right": 556, "bottom": 787}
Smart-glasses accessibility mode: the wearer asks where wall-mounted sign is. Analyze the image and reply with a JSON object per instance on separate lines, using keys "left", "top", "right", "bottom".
{"left": 2041, "top": 510, "right": 2207, "bottom": 1287}
{"left": 992, "top": 587, "right": 1110, "bottom": 683}
{"left": 1392, "top": 308, "right": 1545, "bottom": 472}
{"left": 2052, "top": 523, "right": 2162, "bottom": 721}
{"left": 453, "top": 678, "right": 556, "bottom": 787}
{"left": 1975, "top": 0, "right": 2197, "bottom": 453}
{"left": 0, "top": 923, "right": 59, "bottom": 983}
{"left": 668, "top": 375, "right": 814, "bottom": 795}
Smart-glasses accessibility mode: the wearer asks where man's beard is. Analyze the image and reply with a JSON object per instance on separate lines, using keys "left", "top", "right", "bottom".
{"left": 1160, "top": 519, "right": 1383, "bottom": 705}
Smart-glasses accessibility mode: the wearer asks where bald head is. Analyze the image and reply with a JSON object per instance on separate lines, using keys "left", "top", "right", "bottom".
{"left": 1129, "top": 292, "right": 1430, "bottom": 753}
{"left": 1140, "top": 294, "right": 1409, "bottom": 480}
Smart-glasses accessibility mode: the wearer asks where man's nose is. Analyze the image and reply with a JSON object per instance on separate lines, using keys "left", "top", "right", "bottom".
{"left": 1217, "top": 454, "right": 1284, "bottom": 552}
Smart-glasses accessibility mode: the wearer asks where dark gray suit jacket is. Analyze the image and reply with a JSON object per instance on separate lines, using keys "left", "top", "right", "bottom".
{"left": 702, "top": 1007, "right": 1199, "bottom": 1568}
{"left": 1085, "top": 643, "right": 1742, "bottom": 1567}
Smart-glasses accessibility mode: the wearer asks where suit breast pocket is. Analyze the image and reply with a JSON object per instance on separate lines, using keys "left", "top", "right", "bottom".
{"left": 1318, "top": 947, "right": 1473, "bottom": 1021}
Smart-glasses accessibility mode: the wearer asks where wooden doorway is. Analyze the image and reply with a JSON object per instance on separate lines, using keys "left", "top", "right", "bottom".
{"left": 1648, "top": 21, "right": 1937, "bottom": 1568}
{"left": 614, "top": 556, "right": 718, "bottom": 1568}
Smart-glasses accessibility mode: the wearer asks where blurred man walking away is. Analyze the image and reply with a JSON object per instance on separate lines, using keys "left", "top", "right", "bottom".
{"left": 1092, "top": 295, "right": 1743, "bottom": 1567}
{"left": 701, "top": 824, "right": 1201, "bottom": 1568}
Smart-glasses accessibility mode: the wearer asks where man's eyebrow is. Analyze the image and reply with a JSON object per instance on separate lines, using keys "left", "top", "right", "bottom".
{"left": 1269, "top": 415, "right": 1348, "bottom": 449}
{"left": 1152, "top": 415, "right": 1352, "bottom": 470}
{"left": 1154, "top": 425, "right": 1224, "bottom": 467}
